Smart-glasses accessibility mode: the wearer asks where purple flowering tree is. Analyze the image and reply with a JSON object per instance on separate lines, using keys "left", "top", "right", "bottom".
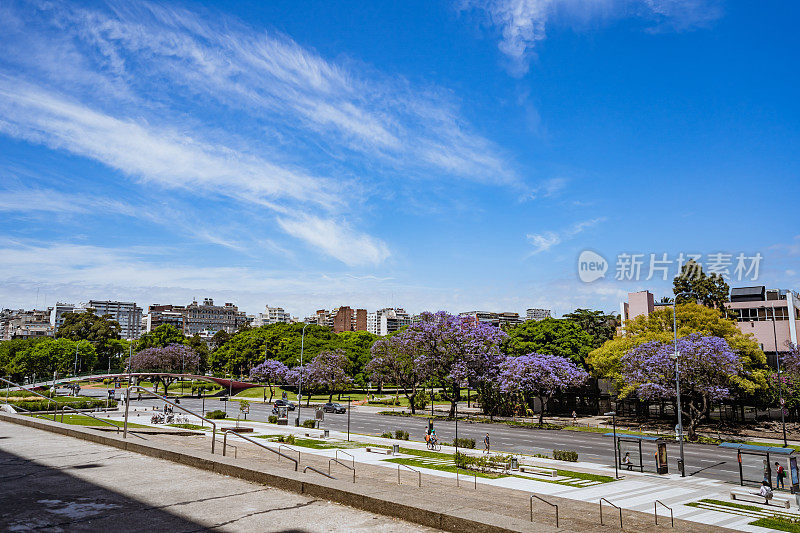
{"left": 411, "top": 311, "right": 507, "bottom": 418}
{"left": 621, "top": 334, "right": 740, "bottom": 440}
{"left": 498, "top": 353, "right": 589, "bottom": 425}
{"left": 250, "top": 359, "right": 289, "bottom": 403}
{"left": 306, "top": 349, "right": 353, "bottom": 403}
{"left": 366, "top": 330, "right": 430, "bottom": 414}
{"left": 128, "top": 344, "right": 199, "bottom": 394}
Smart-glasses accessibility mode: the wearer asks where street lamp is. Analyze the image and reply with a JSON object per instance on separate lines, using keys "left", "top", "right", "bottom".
{"left": 671, "top": 290, "right": 695, "bottom": 477}
{"left": 766, "top": 306, "right": 789, "bottom": 448}
{"left": 604, "top": 411, "right": 618, "bottom": 480}
{"left": 297, "top": 323, "right": 309, "bottom": 427}
{"left": 343, "top": 395, "right": 352, "bottom": 441}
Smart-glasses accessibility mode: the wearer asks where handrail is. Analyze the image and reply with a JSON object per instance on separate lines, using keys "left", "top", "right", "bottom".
{"left": 278, "top": 444, "right": 300, "bottom": 465}
{"left": 600, "top": 498, "right": 623, "bottom": 528}
{"left": 336, "top": 449, "right": 354, "bottom": 469}
{"left": 126, "top": 385, "right": 216, "bottom": 453}
{"left": 215, "top": 437, "right": 237, "bottom": 458}
{"left": 304, "top": 465, "right": 335, "bottom": 479}
{"left": 530, "top": 495, "right": 558, "bottom": 528}
{"left": 328, "top": 457, "right": 356, "bottom": 483}
{"left": 0, "top": 377, "right": 138, "bottom": 437}
{"left": 397, "top": 463, "right": 421, "bottom": 487}
{"left": 654, "top": 500, "right": 673, "bottom": 527}
{"left": 223, "top": 430, "right": 298, "bottom": 471}
{"left": 455, "top": 466, "right": 477, "bottom": 489}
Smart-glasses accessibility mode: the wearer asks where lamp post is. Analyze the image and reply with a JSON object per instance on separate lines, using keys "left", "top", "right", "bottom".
{"left": 297, "top": 324, "right": 309, "bottom": 427}
{"left": 768, "top": 306, "right": 788, "bottom": 447}
{"left": 73, "top": 343, "right": 79, "bottom": 376}
{"left": 604, "top": 411, "right": 618, "bottom": 479}
{"left": 343, "top": 395, "right": 352, "bottom": 441}
{"left": 671, "top": 291, "right": 695, "bottom": 477}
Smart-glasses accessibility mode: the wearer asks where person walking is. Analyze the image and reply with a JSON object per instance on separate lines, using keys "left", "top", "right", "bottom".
{"left": 572, "top": 410, "right": 577, "bottom": 424}
{"left": 483, "top": 433, "right": 490, "bottom": 454}
{"left": 776, "top": 462, "right": 786, "bottom": 489}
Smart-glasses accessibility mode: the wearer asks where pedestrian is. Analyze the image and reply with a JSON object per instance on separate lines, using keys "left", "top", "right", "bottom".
{"left": 572, "top": 410, "right": 577, "bottom": 424}
{"left": 776, "top": 462, "right": 786, "bottom": 489}
{"left": 483, "top": 433, "right": 490, "bottom": 454}
{"left": 623, "top": 452, "right": 632, "bottom": 470}
{"left": 754, "top": 480, "right": 774, "bottom": 504}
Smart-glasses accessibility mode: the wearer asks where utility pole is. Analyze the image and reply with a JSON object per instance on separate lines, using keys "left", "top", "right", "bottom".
{"left": 770, "top": 307, "right": 788, "bottom": 447}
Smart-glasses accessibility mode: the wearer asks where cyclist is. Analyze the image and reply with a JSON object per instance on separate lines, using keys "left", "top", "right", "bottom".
{"left": 428, "top": 428, "right": 438, "bottom": 449}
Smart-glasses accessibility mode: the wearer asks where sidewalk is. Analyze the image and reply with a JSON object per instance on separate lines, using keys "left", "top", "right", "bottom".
{"left": 108, "top": 409, "right": 793, "bottom": 532}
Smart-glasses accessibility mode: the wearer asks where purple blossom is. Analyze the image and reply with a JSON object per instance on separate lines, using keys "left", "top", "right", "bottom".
{"left": 250, "top": 359, "right": 289, "bottom": 402}
{"left": 129, "top": 344, "right": 199, "bottom": 374}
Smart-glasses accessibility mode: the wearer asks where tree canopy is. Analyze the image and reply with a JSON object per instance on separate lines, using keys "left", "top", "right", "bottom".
{"left": 562, "top": 309, "right": 619, "bottom": 349}
{"left": 502, "top": 318, "right": 594, "bottom": 366}
{"left": 673, "top": 259, "right": 730, "bottom": 311}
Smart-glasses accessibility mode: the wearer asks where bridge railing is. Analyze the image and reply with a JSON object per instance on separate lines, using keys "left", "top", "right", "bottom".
{"left": 125, "top": 385, "right": 217, "bottom": 453}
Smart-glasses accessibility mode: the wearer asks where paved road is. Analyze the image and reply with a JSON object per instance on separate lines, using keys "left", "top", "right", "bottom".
{"left": 83, "top": 388, "right": 774, "bottom": 486}
{"left": 0, "top": 420, "right": 438, "bottom": 532}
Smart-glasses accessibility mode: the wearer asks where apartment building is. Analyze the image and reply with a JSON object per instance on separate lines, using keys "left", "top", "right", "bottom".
{"left": 332, "top": 306, "right": 368, "bottom": 333}
{"left": 367, "top": 308, "right": 411, "bottom": 336}
{"left": 84, "top": 300, "right": 142, "bottom": 340}
{"left": 0, "top": 309, "right": 54, "bottom": 340}
{"left": 49, "top": 302, "right": 75, "bottom": 332}
{"left": 526, "top": 308, "right": 552, "bottom": 321}
{"left": 458, "top": 311, "right": 523, "bottom": 328}
{"left": 183, "top": 298, "right": 246, "bottom": 336}
{"left": 144, "top": 304, "right": 186, "bottom": 333}
{"left": 251, "top": 305, "right": 292, "bottom": 327}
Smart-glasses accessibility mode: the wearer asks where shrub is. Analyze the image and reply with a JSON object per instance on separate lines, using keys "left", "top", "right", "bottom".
{"left": 302, "top": 419, "right": 317, "bottom": 429}
{"left": 454, "top": 451, "right": 474, "bottom": 469}
{"left": 453, "top": 437, "right": 475, "bottom": 449}
{"left": 412, "top": 391, "right": 428, "bottom": 410}
{"left": 206, "top": 410, "right": 226, "bottom": 420}
{"left": 380, "top": 432, "right": 392, "bottom": 439}
{"left": 369, "top": 398, "right": 401, "bottom": 406}
{"left": 276, "top": 434, "right": 296, "bottom": 444}
{"left": 394, "top": 429, "right": 409, "bottom": 440}
{"left": 268, "top": 415, "right": 278, "bottom": 424}
{"left": 553, "top": 449, "right": 578, "bottom": 462}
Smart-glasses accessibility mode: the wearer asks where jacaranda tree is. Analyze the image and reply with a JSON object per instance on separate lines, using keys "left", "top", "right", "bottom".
{"left": 620, "top": 334, "right": 740, "bottom": 440}
{"left": 498, "top": 353, "right": 589, "bottom": 425}
{"left": 128, "top": 344, "right": 199, "bottom": 394}
{"left": 366, "top": 330, "right": 430, "bottom": 414}
{"left": 307, "top": 349, "right": 353, "bottom": 403}
{"left": 249, "top": 359, "right": 289, "bottom": 403}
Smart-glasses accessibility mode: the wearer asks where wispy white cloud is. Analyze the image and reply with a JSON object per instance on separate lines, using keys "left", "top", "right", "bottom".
{"left": 526, "top": 216, "right": 606, "bottom": 254}
{"left": 277, "top": 214, "right": 390, "bottom": 267}
{"left": 461, "top": 0, "right": 722, "bottom": 75}
{"left": 526, "top": 177, "right": 568, "bottom": 200}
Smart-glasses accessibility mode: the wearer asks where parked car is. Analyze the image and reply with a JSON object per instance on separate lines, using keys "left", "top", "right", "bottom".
{"left": 323, "top": 402, "right": 346, "bottom": 414}
{"left": 273, "top": 399, "right": 296, "bottom": 411}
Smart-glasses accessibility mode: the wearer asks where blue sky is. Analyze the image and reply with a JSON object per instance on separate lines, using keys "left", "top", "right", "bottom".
{"left": 1, "top": 0, "right": 798, "bottom": 318}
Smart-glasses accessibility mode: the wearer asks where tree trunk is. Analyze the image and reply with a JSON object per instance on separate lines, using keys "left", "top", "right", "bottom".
{"left": 268, "top": 384, "right": 274, "bottom": 403}
{"left": 538, "top": 396, "right": 548, "bottom": 426}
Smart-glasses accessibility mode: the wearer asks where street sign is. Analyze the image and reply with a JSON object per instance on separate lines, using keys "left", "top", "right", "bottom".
{"left": 240, "top": 404, "right": 249, "bottom": 414}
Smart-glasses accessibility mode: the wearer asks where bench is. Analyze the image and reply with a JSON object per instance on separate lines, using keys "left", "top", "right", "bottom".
{"left": 365, "top": 447, "right": 393, "bottom": 455}
{"left": 730, "top": 488, "right": 792, "bottom": 509}
{"left": 519, "top": 465, "right": 558, "bottom": 477}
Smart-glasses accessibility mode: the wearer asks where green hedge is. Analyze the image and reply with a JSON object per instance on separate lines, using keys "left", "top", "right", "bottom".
{"left": 553, "top": 449, "right": 578, "bottom": 462}
{"left": 206, "top": 410, "right": 226, "bottom": 419}
{"left": 394, "top": 429, "right": 409, "bottom": 440}
{"left": 452, "top": 437, "right": 475, "bottom": 449}
{"left": 8, "top": 398, "right": 115, "bottom": 411}
{"left": 268, "top": 415, "right": 278, "bottom": 424}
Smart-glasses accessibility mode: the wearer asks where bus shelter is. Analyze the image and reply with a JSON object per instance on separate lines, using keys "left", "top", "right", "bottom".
{"left": 605, "top": 433, "right": 662, "bottom": 473}
{"left": 719, "top": 442, "right": 794, "bottom": 488}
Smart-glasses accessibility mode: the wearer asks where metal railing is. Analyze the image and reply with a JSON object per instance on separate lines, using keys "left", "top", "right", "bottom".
{"left": 600, "top": 498, "right": 623, "bottom": 528}
{"left": 223, "top": 430, "right": 298, "bottom": 471}
{"left": 329, "top": 457, "right": 356, "bottom": 483}
{"left": 278, "top": 444, "right": 300, "bottom": 466}
{"left": 397, "top": 463, "right": 421, "bottom": 487}
{"left": 455, "top": 467, "right": 477, "bottom": 489}
{"left": 530, "top": 494, "right": 558, "bottom": 528}
{"left": 304, "top": 465, "right": 335, "bottom": 479}
{"left": 0, "top": 377, "right": 139, "bottom": 437}
{"left": 215, "top": 436, "right": 237, "bottom": 458}
{"left": 654, "top": 500, "right": 673, "bottom": 527}
{"left": 126, "top": 385, "right": 216, "bottom": 452}
{"left": 334, "top": 449, "right": 353, "bottom": 468}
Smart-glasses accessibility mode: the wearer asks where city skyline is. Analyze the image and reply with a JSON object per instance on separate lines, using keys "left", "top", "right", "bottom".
{"left": 1, "top": 1, "right": 798, "bottom": 319}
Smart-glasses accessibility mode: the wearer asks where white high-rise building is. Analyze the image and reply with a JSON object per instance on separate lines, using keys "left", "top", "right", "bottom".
{"left": 83, "top": 300, "right": 143, "bottom": 340}
{"left": 526, "top": 308, "right": 551, "bottom": 321}
{"left": 49, "top": 302, "right": 75, "bottom": 331}
{"left": 252, "top": 305, "right": 291, "bottom": 327}
{"left": 368, "top": 308, "right": 411, "bottom": 336}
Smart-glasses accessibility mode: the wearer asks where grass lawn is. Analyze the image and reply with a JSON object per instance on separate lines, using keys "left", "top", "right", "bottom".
{"left": 27, "top": 414, "right": 148, "bottom": 428}
{"left": 167, "top": 423, "right": 208, "bottom": 431}
{"left": 687, "top": 498, "right": 800, "bottom": 532}
{"left": 385, "top": 457, "right": 509, "bottom": 479}
{"left": 233, "top": 387, "right": 370, "bottom": 403}
{"left": 750, "top": 516, "right": 800, "bottom": 532}
{"left": 256, "top": 436, "right": 368, "bottom": 450}
{"left": 686, "top": 498, "right": 762, "bottom": 512}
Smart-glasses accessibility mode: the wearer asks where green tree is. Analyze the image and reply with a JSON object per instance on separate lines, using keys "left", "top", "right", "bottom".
{"left": 502, "top": 318, "right": 594, "bottom": 366}
{"left": 0, "top": 338, "right": 47, "bottom": 382}
{"left": 56, "top": 310, "right": 121, "bottom": 371}
{"left": 563, "top": 309, "right": 619, "bottom": 349}
{"left": 673, "top": 259, "right": 730, "bottom": 311}
{"left": 587, "top": 303, "right": 768, "bottom": 396}
{"left": 136, "top": 324, "right": 186, "bottom": 351}
{"left": 186, "top": 334, "right": 210, "bottom": 373}
{"left": 13, "top": 338, "right": 96, "bottom": 379}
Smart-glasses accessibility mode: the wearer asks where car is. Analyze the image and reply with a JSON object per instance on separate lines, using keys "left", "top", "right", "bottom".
{"left": 322, "top": 402, "right": 346, "bottom": 414}
{"left": 273, "top": 399, "right": 296, "bottom": 411}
